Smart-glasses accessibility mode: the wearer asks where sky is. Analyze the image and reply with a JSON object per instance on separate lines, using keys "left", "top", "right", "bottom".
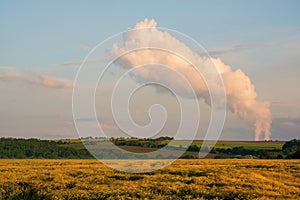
{"left": 0, "top": 1, "right": 300, "bottom": 140}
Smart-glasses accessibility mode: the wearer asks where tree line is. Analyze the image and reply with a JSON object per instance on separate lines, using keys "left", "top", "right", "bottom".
{"left": 0, "top": 137, "right": 299, "bottom": 159}
{"left": 0, "top": 138, "right": 92, "bottom": 159}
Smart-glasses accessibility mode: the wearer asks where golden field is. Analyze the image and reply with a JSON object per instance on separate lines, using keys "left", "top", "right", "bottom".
{"left": 0, "top": 159, "right": 299, "bottom": 199}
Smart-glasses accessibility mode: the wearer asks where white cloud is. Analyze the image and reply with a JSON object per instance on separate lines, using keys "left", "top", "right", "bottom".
{"left": 110, "top": 18, "right": 272, "bottom": 141}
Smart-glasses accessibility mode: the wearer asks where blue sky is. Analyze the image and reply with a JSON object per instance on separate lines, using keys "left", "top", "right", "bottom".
{"left": 0, "top": 1, "right": 300, "bottom": 140}
{"left": 1, "top": 1, "right": 299, "bottom": 67}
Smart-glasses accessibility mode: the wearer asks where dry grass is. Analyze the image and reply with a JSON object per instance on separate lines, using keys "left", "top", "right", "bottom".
{"left": 0, "top": 159, "right": 299, "bottom": 199}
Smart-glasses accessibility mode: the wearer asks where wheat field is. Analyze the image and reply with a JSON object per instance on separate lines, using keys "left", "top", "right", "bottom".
{"left": 0, "top": 159, "right": 299, "bottom": 199}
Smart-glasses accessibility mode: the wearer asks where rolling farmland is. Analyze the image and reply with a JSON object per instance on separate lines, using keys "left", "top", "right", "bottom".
{"left": 0, "top": 159, "right": 299, "bottom": 199}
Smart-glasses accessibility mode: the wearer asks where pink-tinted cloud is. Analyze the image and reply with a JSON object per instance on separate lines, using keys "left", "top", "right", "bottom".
{"left": 79, "top": 44, "right": 90, "bottom": 50}
{"left": 111, "top": 18, "right": 272, "bottom": 141}
{"left": 0, "top": 67, "right": 72, "bottom": 88}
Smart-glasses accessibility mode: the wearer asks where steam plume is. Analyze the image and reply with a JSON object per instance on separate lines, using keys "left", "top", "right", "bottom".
{"left": 111, "top": 19, "right": 272, "bottom": 141}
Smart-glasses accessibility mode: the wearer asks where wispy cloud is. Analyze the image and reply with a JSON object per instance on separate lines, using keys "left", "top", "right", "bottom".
{"left": 207, "top": 43, "right": 271, "bottom": 56}
{"left": 61, "top": 58, "right": 107, "bottom": 66}
{"left": 274, "top": 117, "right": 300, "bottom": 125}
{"left": 79, "top": 44, "right": 90, "bottom": 50}
{"left": 272, "top": 117, "right": 300, "bottom": 138}
{"left": 0, "top": 67, "right": 72, "bottom": 88}
{"left": 61, "top": 60, "right": 86, "bottom": 66}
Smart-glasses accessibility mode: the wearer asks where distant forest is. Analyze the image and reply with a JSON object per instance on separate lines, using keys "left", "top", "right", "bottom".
{"left": 0, "top": 138, "right": 92, "bottom": 159}
{"left": 0, "top": 137, "right": 299, "bottom": 159}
